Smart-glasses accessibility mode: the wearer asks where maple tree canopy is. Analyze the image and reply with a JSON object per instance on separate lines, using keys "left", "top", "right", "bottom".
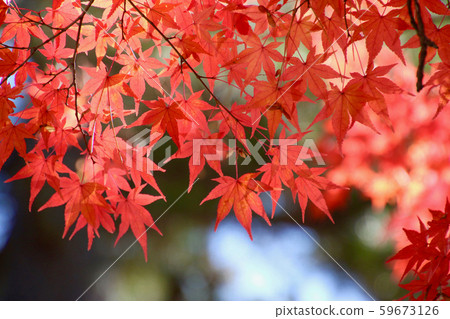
{"left": 0, "top": 0, "right": 449, "bottom": 300}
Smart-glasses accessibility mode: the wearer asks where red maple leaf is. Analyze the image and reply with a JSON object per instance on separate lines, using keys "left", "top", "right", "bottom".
{"left": 388, "top": 199, "right": 450, "bottom": 300}
{"left": 0, "top": 0, "right": 8, "bottom": 26}
{"left": 200, "top": 173, "right": 272, "bottom": 239}
{"left": 223, "top": 31, "right": 283, "bottom": 85}
{"left": 171, "top": 131, "right": 227, "bottom": 192}
{"left": 130, "top": 98, "right": 188, "bottom": 148}
{"left": 294, "top": 166, "right": 337, "bottom": 223}
{"left": 246, "top": 76, "right": 307, "bottom": 136}
{"left": 283, "top": 47, "right": 342, "bottom": 100}
{"left": 352, "top": 5, "right": 407, "bottom": 64}
{"left": 109, "top": 183, "right": 163, "bottom": 261}
{"left": 259, "top": 143, "right": 338, "bottom": 221}
{"left": 142, "top": 0, "right": 179, "bottom": 31}
{"left": 39, "top": 172, "right": 112, "bottom": 238}
{"left": 117, "top": 47, "right": 166, "bottom": 107}
{"left": 0, "top": 11, "right": 46, "bottom": 47}
{"left": 80, "top": 63, "right": 131, "bottom": 124}
{"left": 0, "top": 48, "right": 38, "bottom": 85}
{"left": 0, "top": 82, "right": 22, "bottom": 124}
{"left": 426, "top": 59, "right": 450, "bottom": 118}
{"left": 69, "top": 205, "right": 116, "bottom": 251}
{"left": 285, "top": 9, "right": 314, "bottom": 56}
{"left": 320, "top": 10, "right": 348, "bottom": 59}
{"left": 0, "top": 122, "right": 36, "bottom": 170}
{"left": 311, "top": 82, "right": 376, "bottom": 150}
{"left": 348, "top": 63, "right": 403, "bottom": 127}
{"left": 1, "top": 0, "right": 449, "bottom": 264}
{"left": 5, "top": 149, "right": 69, "bottom": 211}
{"left": 217, "top": 1, "right": 251, "bottom": 36}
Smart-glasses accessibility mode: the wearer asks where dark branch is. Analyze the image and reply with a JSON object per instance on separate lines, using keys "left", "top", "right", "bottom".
{"left": 407, "top": 0, "right": 438, "bottom": 92}
{"left": 70, "top": 0, "right": 96, "bottom": 156}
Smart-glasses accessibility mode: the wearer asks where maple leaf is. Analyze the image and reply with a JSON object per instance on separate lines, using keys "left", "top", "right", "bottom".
{"left": 117, "top": 47, "right": 166, "bottom": 107}
{"left": 294, "top": 166, "right": 337, "bottom": 223}
{"left": 39, "top": 173, "right": 111, "bottom": 238}
{"left": 310, "top": 0, "right": 346, "bottom": 21}
{"left": 130, "top": 98, "right": 188, "bottom": 148}
{"left": 107, "top": 0, "right": 124, "bottom": 19}
{"left": 1, "top": 0, "right": 449, "bottom": 266}
{"left": 259, "top": 161, "right": 286, "bottom": 218}
{"left": 173, "top": 34, "right": 209, "bottom": 62}
{"left": 320, "top": 11, "right": 348, "bottom": 59}
{"left": 69, "top": 205, "right": 116, "bottom": 251}
{"left": 198, "top": 31, "right": 236, "bottom": 90}
{"left": 259, "top": 143, "right": 337, "bottom": 221}
{"left": 0, "top": 11, "right": 46, "bottom": 47}
{"left": 398, "top": 273, "right": 436, "bottom": 301}
{"left": 223, "top": 32, "right": 283, "bottom": 84}
{"left": 0, "top": 81, "right": 23, "bottom": 125}
{"left": 46, "top": 121, "right": 82, "bottom": 157}
{"left": 142, "top": 0, "right": 179, "bottom": 31}
{"left": 44, "top": 0, "right": 86, "bottom": 29}
{"left": 0, "top": 0, "right": 7, "bottom": 26}
{"left": 200, "top": 173, "right": 272, "bottom": 239}
{"left": 388, "top": 225, "right": 431, "bottom": 277}
{"left": 27, "top": 70, "right": 73, "bottom": 114}
{"left": 171, "top": 131, "right": 227, "bottom": 192}
{"left": 216, "top": 1, "right": 252, "bottom": 36}
{"left": 180, "top": 3, "right": 222, "bottom": 40}
{"left": 92, "top": 18, "right": 119, "bottom": 66}
{"left": 285, "top": 10, "right": 314, "bottom": 56}
{"left": 109, "top": 183, "right": 163, "bottom": 261}
{"left": 160, "top": 54, "right": 200, "bottom": 93}
{"left": 311, "top": 82, "right": 376, "bottom": 150}
{"left": 16, "top": 97, "right": 61, "bottom": 148}
{"left": 388, "top": 199, "right": 450, "bottom": 300}
{"left": 5, "top": 149, "right": 69, "bottom": 211}
{"left": 426, "top": 60, "right": 450, "bottom": 118}
{"left": 173, "top": 90, "right": 213, "bottom": 133}
{"left": 246, "top": 77, "right": 307, "bottom": 136}
{"left": 352, "top": 5, "right": 406, "bottom": 64}
{"left": 211, "top": 104, "right": 250, "bottom": 152}
{"left": 0, "top": 122, "right": 36, "bottom": 170}
{"left": 0, "top": 48, "right": 30, "bottom": 83}
{"left": 80, "top": 63, "right": 131, "bottom": 124}
{"left": 283, "top": 48, "right": 342, "bottom": 100}
{"left": 427, "top": 199, "right": 450, "bottom": 249}
{"left": 347, "top": 63, "right": 403, "bottom": 127}
{"left": 38, "top": 35, "right": 73, "bottom": 63}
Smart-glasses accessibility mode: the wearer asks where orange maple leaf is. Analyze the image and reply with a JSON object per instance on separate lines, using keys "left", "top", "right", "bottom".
{"left": 200, "top": 173, "right": 272, "bottom": 239}
{"left": 39, "top": 173, "right": 111, "bottom": 237}
{"left": 311, "top": 82, "right": 376, "bottom": 150}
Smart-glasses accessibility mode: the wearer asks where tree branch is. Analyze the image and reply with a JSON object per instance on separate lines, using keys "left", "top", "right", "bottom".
{"left": 407, "top": 0, "right": 438, "bottom": 92}
{"left": 70, "top": 0, "right": 94, "bottom": 156}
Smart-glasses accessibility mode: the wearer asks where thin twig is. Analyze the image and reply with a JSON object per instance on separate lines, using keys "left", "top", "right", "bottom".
{"left": 344, "top": 0, "right": 351, "bottom": 37}
{"left": 70, "top": 0, "right": 96, "bottom": 156}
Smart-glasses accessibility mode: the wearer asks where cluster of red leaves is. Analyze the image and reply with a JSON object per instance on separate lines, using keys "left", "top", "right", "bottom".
{"left": 387, "top": 200, "right": 450, "bottom": 301}
{"left": 0, "top": 0, "right": 448, "bottom": 264}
